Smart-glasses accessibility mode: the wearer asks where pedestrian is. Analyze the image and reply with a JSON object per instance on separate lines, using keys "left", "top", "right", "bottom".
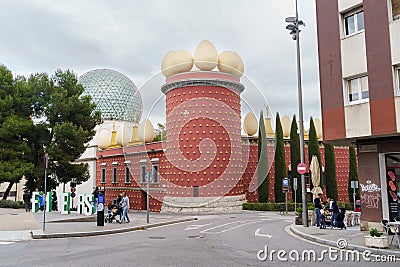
{"left": 119, "top": 192, "right": 130, "bottom": 224}
{"left": 116, "top": 194, "right": 123, "bottom": 220}
{"left": 320, "top": 206, "right": 329, "bottom": 229}
{"left": 92, "top": 186, "right": 99, "bottom": 211}
{"left": 52, "top": 191, "right": 58, "bottom": 211}
{"left": 38, "top": 191, "right": 45, "bottom": 211}
{"left": 330, "top": 198, "right": 340, "bottom": 229}
{"left": 314, "top": 193, "right": 323, "bottom": 227}
{"left": 23, "top": 189, "right": 32, "bottom": 212}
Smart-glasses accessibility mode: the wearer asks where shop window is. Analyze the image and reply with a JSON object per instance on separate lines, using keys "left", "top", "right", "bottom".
{"left": 344, "top": 9, "right": 364, "bottom": 36}
{"left": 392, "top": 0, "right": 400, "bottom": 20}
{"left": 346, "top": 76, "right": 369, "bottom": 104}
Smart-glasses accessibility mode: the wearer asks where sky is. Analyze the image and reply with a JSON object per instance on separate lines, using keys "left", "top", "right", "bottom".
{"left": 0, "top": 0, "right": 321, "bottom": 128}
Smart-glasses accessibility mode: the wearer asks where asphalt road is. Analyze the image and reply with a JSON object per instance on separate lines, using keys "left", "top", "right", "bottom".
{"left": 1, "top": 212, "right": 398, "bottom": 267}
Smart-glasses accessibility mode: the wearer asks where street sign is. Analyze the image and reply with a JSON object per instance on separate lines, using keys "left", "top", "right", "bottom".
{"left": 297, "top": 163, "right": 307, "bottom": 175}
{"left": 282, "top": 178, "right": 290, "bottom": 193}
{"left": 351, "top": 181, "right": 359, "bottom": 189}
{"left": 293, "top": 178, "right": 298, "bottom": 191}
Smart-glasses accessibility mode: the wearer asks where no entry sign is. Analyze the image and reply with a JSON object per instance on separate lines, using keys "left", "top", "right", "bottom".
{"left": 297, "top": 163, "right": 307, "bottom": 175}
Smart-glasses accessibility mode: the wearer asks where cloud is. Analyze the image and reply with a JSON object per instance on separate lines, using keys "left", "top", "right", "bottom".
{"left": 0, "top": 0, "right": 321, "bottom": 127}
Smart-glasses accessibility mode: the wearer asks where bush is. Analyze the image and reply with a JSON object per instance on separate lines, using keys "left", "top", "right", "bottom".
{"left": 243, "top": 202, "right": 301, "bottom": 212}
{"left": 337, "top": 202, "right": 353, "bottom": 210}
{"left": 0, "top": 199, "right": 24, "bottom": 209}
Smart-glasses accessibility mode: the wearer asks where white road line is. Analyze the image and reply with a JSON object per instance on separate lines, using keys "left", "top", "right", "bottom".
{"left": 184, "top": 223, "right": 213, "bottom": 231}
{"left": 254, "top": 228, "right": 272, "bottom": 238}
{"left": 201, "top": 220, "right": 261, "bottom": 234}
{"left": 0, "top": 241, "right": 15, "bottom": 245}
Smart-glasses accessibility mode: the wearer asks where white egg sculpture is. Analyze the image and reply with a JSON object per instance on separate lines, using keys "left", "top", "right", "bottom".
{"left": 97, "top": 129, "right": 111, "bottom": 150}
{"left": 194, "top": 40, "right": 218, "bottom": 71}
{"left": 281, "top": 115, "right": 291, "bottom": 138}
{"left": 116, "top": 124, "right": 131, "bottom": 147}
{"left": 138, "top": 119, "right": 155, "bottom": 143}
{"left": 313, "top": 118, "right": 323, "bottom": 139}
{"left": 169, "top": 49, "right": 193, "bottom": 75}
{"left": 161, "top": 50, "right": 175, "bottom": 77}
{"left": 217, "top": 50, "right": 244, "bottom": 78}
{"left": 243, "top": 112, "right": 258, "bottom": 136}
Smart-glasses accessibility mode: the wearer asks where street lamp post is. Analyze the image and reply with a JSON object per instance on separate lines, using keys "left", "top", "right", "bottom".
{"left": 286, "top": 0, "right": 308, "bottom": 227}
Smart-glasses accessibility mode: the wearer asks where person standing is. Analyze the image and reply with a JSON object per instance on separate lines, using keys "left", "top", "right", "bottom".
{"left": 52, "top": 191, "right": 58, "bottom": 211}
{"left": 92, "top": 187, "right": 99, "bottom": 212}
{"left": 330, "top": 198, "right": 340, "bottom": 229}
{"left": 38, "top": 191, "right": 45, "bottom": 211}
{"left": 119, "top": 192, "right": 130, "bottom": 224}
{"left": 23, "top": 189, "right": 32, "bottom": 212}
{"left": 314, "top": 193, "right": 323, "bottom": 227}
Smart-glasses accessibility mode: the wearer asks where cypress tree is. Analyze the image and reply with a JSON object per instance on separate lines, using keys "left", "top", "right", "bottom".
{"left": 324, "top": 143, "right": 338, "bottom": 199}
{"left": 257, "top": 111, "right": 269, "bottom": 203}
{"left": 274, "top": 112, "right": 286, "bottom": 202}
{"left": 290, "top": 114, "right": 301, "bottom": 202}
{"left": 348, "top": 146, "right": 359, "bottom": 203}
{"left": 308, "top": 117, "right": 323, "bottom": 189}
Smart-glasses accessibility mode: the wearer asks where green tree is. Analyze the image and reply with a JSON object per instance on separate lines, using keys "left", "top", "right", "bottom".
{"left": 324, "top": 143, "right": 338, "bottom": 199}
{"left": 274, "top": 112, "right": 286, "bottom": 202}
{"left": 28, "top": 70, "right": 101, "bottom": 191}
{"left": 308, "top": 117, "right": 322, "bottom": 189}
{"left": 290, "top": 114, "right": 301, "bottom": 202}
{"left": 154, "top": 122, "right": 166, "bottom": 142}
{"left": 257, "top": 111, "right": 269, "bottom": 203}
{"left": 348, "top": 146, "right": 359, "bottom": 203}
{"left": 0, "top": 66, "right": 34, "bottom": 199}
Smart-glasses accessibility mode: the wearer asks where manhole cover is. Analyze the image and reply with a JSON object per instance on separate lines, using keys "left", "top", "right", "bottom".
{"left": 149, "top": 237, "right": 166, "bottom": 239}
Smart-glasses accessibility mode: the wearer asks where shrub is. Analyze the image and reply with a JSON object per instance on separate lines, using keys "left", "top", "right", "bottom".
{"left": 243, "top": 202, "right": 301, "bottom": 212}
{"left": 0, "top": 199, "right": 24, "bottom": 209}
{"left": 369, "top": 228, "right": 382, "bottom": 237}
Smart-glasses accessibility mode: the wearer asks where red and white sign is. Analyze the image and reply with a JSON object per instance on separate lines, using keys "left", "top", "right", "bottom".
{"left": 297, "top": 163, "right": 307, "bottom": 175}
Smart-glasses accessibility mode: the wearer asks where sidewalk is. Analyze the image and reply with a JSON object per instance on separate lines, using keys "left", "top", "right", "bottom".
{"left": 289, "top": 223, "right": 400, "bottom": 257}
{"left": 0, "top": 208, "right": 197, "bottom": 241}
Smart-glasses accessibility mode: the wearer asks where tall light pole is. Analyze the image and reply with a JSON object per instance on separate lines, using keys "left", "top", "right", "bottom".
{"left": 285, "top": 0, "right": 308, "bottom": 227}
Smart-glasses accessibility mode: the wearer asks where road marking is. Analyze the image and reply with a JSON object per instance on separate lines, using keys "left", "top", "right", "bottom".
{"left": 0, "top": 241, "right": 15, "bottom": 245}
{"left": 184, "top": 223, "right": 213, "bottom": 231}
{"left": 201, "top": 220, "right": 260, "bottom": 234}
{"left": 254, "top": 228, "right": 272, "bottom": 238}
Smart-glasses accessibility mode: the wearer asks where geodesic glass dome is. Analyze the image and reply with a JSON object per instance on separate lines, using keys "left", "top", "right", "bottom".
{"left": 79, "top": 69, "right": 142, "bottom": 122}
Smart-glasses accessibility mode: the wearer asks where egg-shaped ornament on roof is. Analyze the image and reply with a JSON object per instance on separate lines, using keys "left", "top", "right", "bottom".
{"left": 243, "top": 112, "right": 258, "bottom": 136}
{"left": 79, "top": 69, "right": 143, "bottom": 122}
{"left": 116, "top": 124, "right": 131, "bottom": 147}
{"left": 97, "top": 129, "right": 111, "bottom": 150}
{"left": 138, "top": 119, "right": 155, "bottom": 143}
{"left": 217, "top": 51, "right": 244, "bottom": 78}
{"left": 194, "top": 40, "right": 218, "bottom": 71}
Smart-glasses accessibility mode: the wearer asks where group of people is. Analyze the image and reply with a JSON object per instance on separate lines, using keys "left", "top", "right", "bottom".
{"left": 314, "top": 193, "right": 345, "bottom": 229}
{"left": 22, "top": 189, "right": 58, "bottom": 212}
{"left": 106, "top": 192, "right": 130, "bottom": 224}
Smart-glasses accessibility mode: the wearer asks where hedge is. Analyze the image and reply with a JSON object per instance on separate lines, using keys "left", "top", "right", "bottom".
{"left": 0, "top": 199, "right": 24, "bottom": 209}
{"left": 243, "top": 202, "right": 354, "bottom": 212}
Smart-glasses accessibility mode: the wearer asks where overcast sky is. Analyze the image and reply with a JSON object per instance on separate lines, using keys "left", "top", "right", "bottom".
{"left": 0, "top": 0, "right": 321, "bottom": 128}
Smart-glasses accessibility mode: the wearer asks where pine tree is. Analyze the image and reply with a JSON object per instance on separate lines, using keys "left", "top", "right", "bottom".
{"left": 308, "top": 117, "right": 323, "bottom": 189}
{"left": 257, "top": 111, "right": 269, "bottom": 202}
{"left": 274, "top": 113, "right": 286, "bottom": 202}
{"left": 348, "top": 146, "right": 359, "bottom": 203}
{"left": 324, "top": 143, "right": 338, "bottom": 199}
{"left": 290, "top": 115, "right": 301, "bottom": 202}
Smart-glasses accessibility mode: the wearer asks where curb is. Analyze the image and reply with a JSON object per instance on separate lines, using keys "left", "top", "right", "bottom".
{"left": 289, "top": 224, "right": 400, "bottom": 257}
{"left": 32, "top": 217, "right": 197, "bottom": 239}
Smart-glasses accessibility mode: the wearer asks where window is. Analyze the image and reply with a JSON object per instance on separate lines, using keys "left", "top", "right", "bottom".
{"left": 112, "top": 167, "right": 117, "bottom": 183}
{"left": 125, "top": 166, "right": 130, "bottom": 184}
{"left": 344, "top": 10, "right": 364, "bottom": 36}
{"left": 140, "top": 165, "right": 146, "bottom": 183}
{"left": 101, "top": 168, "right": 106, "bottom": 183}
{"left": 152, "top": 165, "right": 158, "bottom": 183}
{"left": 347, "top": 76, "right": 369, "bottom": 104}
{"left": 396, "top": 67, "right": 400, "bottom": 94}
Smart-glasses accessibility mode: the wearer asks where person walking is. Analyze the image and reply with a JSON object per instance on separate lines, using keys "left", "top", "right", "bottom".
{"left": 52, "top": 191, "right": 58, "bottom": 211}
{"left": 92, "top": 187, "right": 99, "bottom": 211}
{"left": 314, "top": 193, "right": 323, "bottom": 227}
{"left": 38, "top": 191, "right": 45, "bottom": 211}
{"left": 23, "top": 189, "right": 32, "bottom": 212}
{"left": 119, "top": 192, "right": 130, "bottom": 224}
